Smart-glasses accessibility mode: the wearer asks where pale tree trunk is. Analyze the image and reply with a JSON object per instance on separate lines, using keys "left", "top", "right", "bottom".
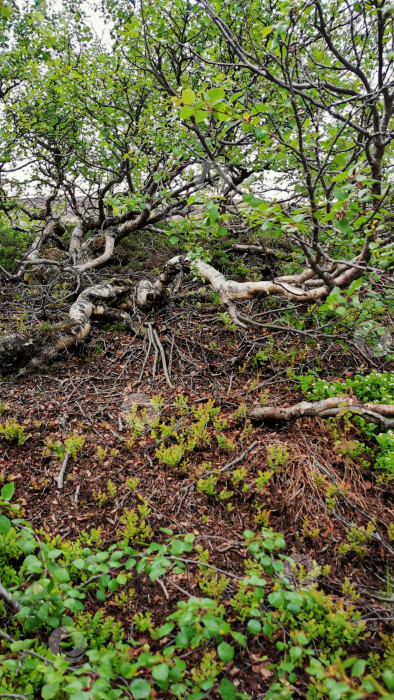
{"left": 0, "top": 282, "right": 132, "bottom": 373}
{"left": 75, "top": 234, "right": 116, "bottom": 273}
{"left": 137, "top": 247, "right": 369, "bottom": 327}
{"left": 69, "top": 220, "right": 85, "bottom": 258}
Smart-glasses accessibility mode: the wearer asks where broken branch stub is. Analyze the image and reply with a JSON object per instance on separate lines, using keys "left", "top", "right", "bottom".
{"left": 136, "top": 256, "right": 186, "bottom": 307}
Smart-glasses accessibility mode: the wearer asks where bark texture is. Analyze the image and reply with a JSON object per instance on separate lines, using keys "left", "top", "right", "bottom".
{"left": 249, "top": 396, "right": 394, "bottom": 428}
{"left": 138, "top": 252, "right": 368, "bottom": 326}
{"left": 0, "top": 282, "right": 131, "bottom": 374}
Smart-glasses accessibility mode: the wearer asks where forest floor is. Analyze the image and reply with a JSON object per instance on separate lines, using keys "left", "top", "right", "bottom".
{"left": 0, "top": 246, "right": 393, "bottom": 698}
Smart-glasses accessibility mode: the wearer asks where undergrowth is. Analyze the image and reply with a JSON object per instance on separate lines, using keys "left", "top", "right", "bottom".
{"left": 0, "top": 482, "right": 393, "bottom": 699}
{"left": 295, "top": 370, "right": 394, "bottom": 477}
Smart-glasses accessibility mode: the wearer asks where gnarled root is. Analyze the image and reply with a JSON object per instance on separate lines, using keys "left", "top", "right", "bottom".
{"left": 138, "top": 251, "right": 367, "bottom": 326}
{"left": 0, "top": 282, "right": 131, "bottom": 374}
{"left": 136, "top": 256, "right": 185, "bottom": 307}
{"left": 249, "top": 396, "right": 394, "bottom": 428}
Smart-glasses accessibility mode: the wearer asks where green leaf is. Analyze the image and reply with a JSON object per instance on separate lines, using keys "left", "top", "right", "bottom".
{"left": 23, "top": 554, "right": 42, "bottom": 575}
{"left": 10, "top": 638, "right": 34, "bottom": 651}
{"left": 383, "top": 670, "right": 394, "bottom": 691}
{"left": 129, "top": 679, "right": 152, "bottom": 699}
{"left": 0, "top": 4, "right": 12, "bottom": 18}
{"left": 248, "top": 574, "right": 266, "bottom": 587}
{"left": 52, "top": 567, "right": 70, "bottom": 582}
{"left": 181, "top": 89, "right": 196, "bottom": 106}
{"left": 262, "top": 26, "right": 273, "bottom": 38}
{"left": 333, "top": 188, "right": 349, "bottom": 201}
{"left": 254, "top": 127, "right": 268, "bottom": 140}
{"left": 231, "top": 630, "right": 246, "bottom": 648}
{"left": 207, "top": 87, "right": 225, "bottom": 102}
{"left": 64, "top": 598, "right": 84, "bottom": 612}
{"left": 0, "top": 514, "right": 11, "bottom": 535}
{"left": 152, "top": 662, "right": 169, "bottom": 682}
{"left": 180, "top": 105, "right": 194, "bottom": 120}
{"left": 289, "top": 646, "right": 303, "bottom": 661}
{"left": 156, "top": 622, "right": 174, "bottom": 638}
{"left": 335, "top": 306, "right": 347, "bottom": 317}
{"left": 274, "top": 23, "right": 288, "bottom": 35}
{"left": 171, "top": 539, "right": 187, "bottom": 555}
{"left": 42, "top": 683, "right": 61, "bottom": 699}
{"left": 207, "top": 206, "right": 220, "bottom": 221}
{"left": 73, "top": 559, "right": 85, "bottom": 569}
{"left": 296, "top": 632, "right": 309, "bottom": 646}
{"left": 217, "top": 642, "right": 234, "bottom": 663}
{"left": 169, "top": 665, "right": 182, "bottom": 682}
{"left": 247, "top": 619, "right": 262, "bottom": 634}
{"left": 335, "top": 218, "right": 352, "bottom": 235}
{"left": 194, "top": 110, "right": 209, "bottom": 123}
{"left": 47, "top": 549, "right": 62, "bottom": 560}
{"left": 201, "top": 613, "right": 220, "bottom": 634}
{"left": 268, "top": 589, "right": 285, "bottom": 608}
{"left": 351, "top": 659, "right": 366, "bottom": 677}
{"left": 219, "top": 678, "right": 237, "bottom": 700}
{"left": 243, "top": 530, "right": 254, "bottom": 539}
{"left": 1, "top": 482, "right": 15, "bottom": 501}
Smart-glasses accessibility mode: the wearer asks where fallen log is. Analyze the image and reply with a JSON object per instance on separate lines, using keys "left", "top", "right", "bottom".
{"left": 248, "top": 396, "right": 394, "bottom": 428}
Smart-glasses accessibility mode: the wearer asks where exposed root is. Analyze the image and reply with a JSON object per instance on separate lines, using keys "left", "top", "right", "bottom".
{"left": 0, "top": 282, "right": 132, "bottom": 374}
{"left": 136, "top": 256, "right": 184, "bottom": 307}
{"left": 138, "top": 251, "right": 368, "bottom": 326}
{"left": 0, "top": 240, "right": 373, "bottom": 374}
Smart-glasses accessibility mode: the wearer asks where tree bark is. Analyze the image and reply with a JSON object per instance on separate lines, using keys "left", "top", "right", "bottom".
{"left": 249, "top": 396, "right": 394, "bottom": 428}
{"left": 0, "top": 282, "right": 131, "bottom": 374}
{"left": 138, "top": 249, "right": 369, "bottom": 327}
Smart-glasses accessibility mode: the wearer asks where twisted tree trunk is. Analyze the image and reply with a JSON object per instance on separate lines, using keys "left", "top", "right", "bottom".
{"left": 137, "top": 251, "right": 368, "bottom": 327}
{"left": 0, "top": 282, "right": 132, "bottom": 373}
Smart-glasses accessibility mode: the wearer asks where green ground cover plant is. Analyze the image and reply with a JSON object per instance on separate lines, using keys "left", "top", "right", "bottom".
{"left": 0, "top": 484, "right": 393, "bottom": 699}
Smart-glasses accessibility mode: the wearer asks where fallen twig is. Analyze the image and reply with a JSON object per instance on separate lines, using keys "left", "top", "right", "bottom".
{"left": 54, "top": 450, "right": 70, "bottom": 489}
{"left": 0, "top": 579, "right": 21, "bottom": 612}
{"left": 152, "top": 328, "right": 173, "bottom": 388}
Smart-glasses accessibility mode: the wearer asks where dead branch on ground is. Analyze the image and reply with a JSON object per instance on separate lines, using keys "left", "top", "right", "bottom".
{"left": 249, "top": 396, "right": 394, "bottom": 428}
